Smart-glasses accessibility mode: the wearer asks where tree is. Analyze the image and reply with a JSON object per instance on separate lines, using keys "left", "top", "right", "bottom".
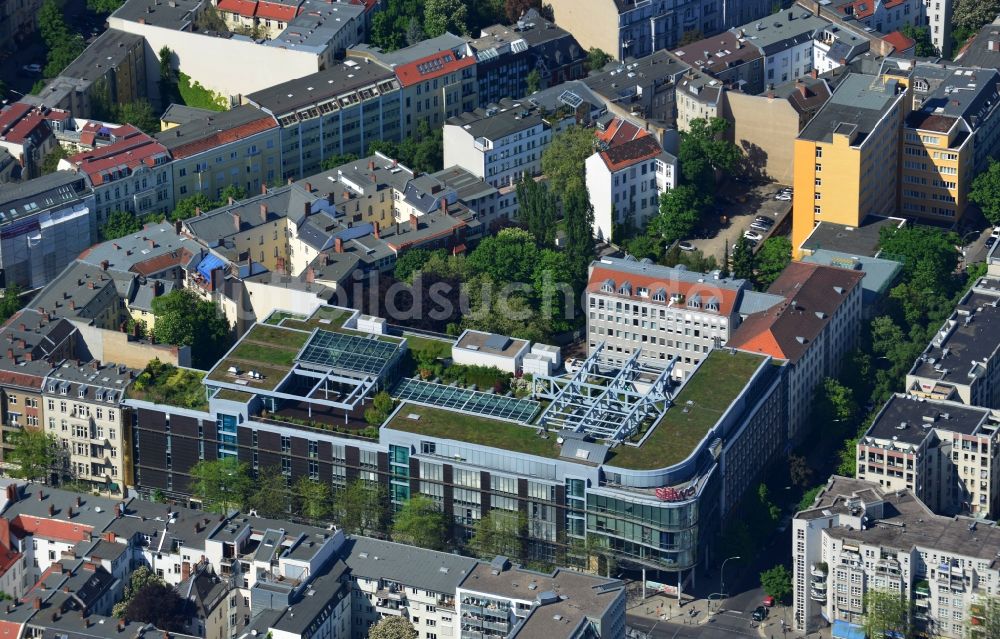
{"left": 953, "top": 0, "right": 1000, "bottom": 32}
{"left": 532, "top": 249, "right": 574, "bottom": 313}
{"left": 170, "top": 193, "right": 216, "bottom": 222}
{"left": 248, "top": 467, "right": 288, "bottom": 519}
{"left": 678, "top": 117, "right": 740, "bottom": 192}
{"left": 151, "top": 288, "right": 232, "bottom": 368}
{"left": 40, "top": 144, "right": 68, "bottom": 175}
{"left": 541, "top": 126, "right": 594, "bottom": 196}
{"left": 100, "top": 210, "right": 143, "bottom": 241}
{"left": 113, "top": 566, "right": 163, "bottom": 618}
{"left": 405, "top": 16, "right": 426, "bottom": 46}
{"left": 900, "top": 23, "right": 937, "bottom": 56}
{"left": 0, "top": 285, "right": 23, "bottom": 325}
{"left": 759, "top": 565, "right": 792, "bottom": 604}
{"left": 525, "top": 68, "right": 541, "bottom": 94}
{"left": 392, "top": 495, "right": 449, "bottom": 550}
{"left": 862, "top": 588, "right": 909, "bottom": 639}
{"left": 393, "top": 248, "right": 440, "bottom": 282}
{"left": 188, "top": 457, "right": 252, "bottom": 514}
{"left": 158, "top": 46, "right": 174, "bottom": 84}
{"left": 364, "top": 390, "right": 395, "bottom": 426}
{"left": 788, "top": 454, "right": 813, "bottom": 489}
{"left": 467, "top": 227, "right": 539, "bottom": 283}
{"left": 334, "top": 479, "right": 389, "bottom": 536}
{"left": 515, "top": 178, "right": 556, "bottom": 247}
{"left": 123, "top": 583, "right": 190, "bottom": 632}
{"left": 586, "top": 47, "right": 611, "bottom": 71}
{"left": 88, "top": 0, "right": 124, "bottom": 14}
{"left": 114, "top": 100, "right": 160, "bottom": 135}
{"left": 469, "top": 509, "right": 525, "bottom": 559}
{"left": 320, "top": 153, "right": 359, "bottom": 171}
{"left": 754, "top": 236, "right": 791, "bottom": 289}
{"left": 561, "top": 185, "right": 595, "bottom": 292}
{"left": 970, "top": 158, "right": 1000, "bottom": 226}
{"left": 878, "top": 225, "right": 959, "bottom": 293}
{"left": 295, "top": 476, "right": 332, "bottom": 524}
{"left": 7, "top": 429, "right": 58, "bottom": 482}
{"left": 424, "top": 0, "right": 468, "bottom": 37}
{"left": 368, "top": 616, "right": 418, "bottom": 639}
{"left": 649, "top": 185, "right": 704, "bottom": 244}
{"left": 730, "top": 235, "right": 756, "bottom": 280}
{"left": 505, "top": 0, "right": 542, "bottom": 21}
{"left": 38, "top": 0, "right": 65, "bottom": 45}
{"left": 968, "top": 595, "right": 1000, "bottom": 638}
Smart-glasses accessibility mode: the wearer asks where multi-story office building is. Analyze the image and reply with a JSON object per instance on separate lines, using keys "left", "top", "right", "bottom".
{"left": 126, "top": 304, "right": 785, "bottom": 583}
{"left": 905, "top": 267, "right": 1000, "bottom": 409}
{"left": 791, "top": 73, "right": 908, "bottom": 257}
{"left": 728, "top": 261, "right": 863, "bottom": 442}
{"left": 395, "top": 49, "right": 479, "bottom": 136}
{"left": 585, "top": 257, "right": 762, "bottom": 376}
{"left": 547, "top": 0, "right": 771, "bottom": 61}
{"left": 823, "top": 0, "right": 925, "bottom": 36}
{"left": 466, "top": 8, "right": 587, "bottom": 105}
{"left": 59, "top": 124, "right": 173, "bottom": 227}
{"left": 243, "top": 59, "right": 402, "bottom": 181}
{"left": 792, "top": 476, "right": 1000, "bottom": 638}
{"left": 156, "top": 105, "right": 280, "bottom": 204}
{"left": 586, "top": 117, "right": 677, "bottom": 240}
{"left": 0, "top": 171, "right": 96, "bottom": 289}
{"left": 42, "top": 360, "right": 135, "bottom": 495}
{"left": 444, "top": 99, "right": 552, "bottom": 189}
{"left": 856, "top": 393, "right": 1000, "bottom": 519}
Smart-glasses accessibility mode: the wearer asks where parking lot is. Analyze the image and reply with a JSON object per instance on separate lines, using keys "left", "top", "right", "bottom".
{"left": 685, "top": 183, "right": 793, "bottom": 263}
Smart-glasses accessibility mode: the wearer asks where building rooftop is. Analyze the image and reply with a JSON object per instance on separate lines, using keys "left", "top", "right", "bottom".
{"left": 864, "top": 393, "right": 995, "bottom": 447}
{"left": 908, "top": 278, "right": 1000, "bottom": 388}
{"left": 263, "top": 0, "right": 365, "bottom": 54}
{"left": 0, "top": 102, "right": 61, "bottom": 147}
{"left": 735, "top": 10, "right": 830, "bottom": 56}
{"left": 111, "top": 0, "right": 204, "bottom": 30}
{"left": 672, "top": 30, "right": 761, "bottom": 77}
{"left": 799, "top": 215, "right": 906, "bottom": 256}
{"left": 0, "top": 171, "right": 91, "bottom": 226}
{"left": 393, "top": 48, "right": 476, "bottom": 88}
{"left": 56, "top": 29, "right": 146, "bottom": 83}
{"left": 3, "top": 485, "right": 120, "bottom": 538}
{"left": 0, "top": 310, "right": 77, "bottom": 388}
{"left": 78, "top": 221, "right": 202, "bottom": 276}
{"left": 342, "top": 536, "right": 478, "bottom": 594}
{"left": 455, "top": 330, "right": 527, "bottom": 358}
{"left": 154, "top": 104, "right": 276, "bottom": 158}
{"left": 798, "top": 476, "right": 1000, "bottom": 563}
{"left": 907, "top": 64, "right": 1000, "bottom": 128}
{"left": 468, "top": 8, "right": 576, "bottom": 52}
{"left": 44, "top": 359, "right": 136, "bottom": 404}
{"left": 801, "top": 249, "right": 901, "bottom": 298}
{"left": 206, "top": 323, "right": 311, "bottom": 392}
{"left": 64, "top": 126, "right": 170, "bottom": 186}
{"left": 243, "top": 56, "right": 397, "bottom": 119}
{"left": 799, "top": 73, "right": 903, "bottom": 144}
{"left": 594, "top": 117, "right": 672, "bottom": 171}
{"left": 955, "top": 15, "right": 1000, "bottom": 69}
{"left": 124, "top": 361, "right": 208, "bottom": 411}
{"left": 431, "top": 166, "right": 497, "bottom": 204}
{"left": 350, "top": 33, "right": 468, "bottom": 68}
{"left": 607, "top": 349, "right": 767, "bottom": 469}
{"left": 446, "top": 98, "right": 547, "bottom": 141}
{"left": 28, "top": 260, "right": 132, "bottom": 323}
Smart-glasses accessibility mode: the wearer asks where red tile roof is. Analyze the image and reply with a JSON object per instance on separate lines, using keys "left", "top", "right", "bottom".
{"left": 131, "top": 248, "right": 194, "bottom": 277}
{"left": 216, "top": 0, "right": 300, "bottom": 21}
{"left": 350, "top": 0, "right": 378, "bottom": 10}
{"left": 586, "top": 264, "right": 742, "bottom": 317}
{"left": 168, "top": 116, "right": 276, "bottom": 159}
{"left": 0, "top": 518, "right": 21, "bottom": 577}
{"left": 0, "top": 103, "right": 52, "bottom": 147}
{"left": 727, "top": 262, "right": 863, "bottom": 364}
{"left": 595, "top": 118, "right": 663, "bottom": 171}
{"left": 883, "top": 30, "right": 915, "bottom": 54}
{"left": 9, "top": 514, "right": 93, "bottom": 544}
{"left": 66, "top": 128, "right": 170, "bottom": 186}
{"left": 217, "top": 0, "right": 257, "bottom": 16}
{"left": 394, "top": 51, "right": 475, "bottom": 88}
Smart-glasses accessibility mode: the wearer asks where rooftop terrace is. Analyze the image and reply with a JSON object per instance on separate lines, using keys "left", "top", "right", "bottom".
{"left": 607, "top": 350, "right": 765, "bottom": 469}
{"left": 207, "top": 323, "right": 311, "bottom": 391}
{"left": 126, "top": 361, "right": 208, "bottom": 411}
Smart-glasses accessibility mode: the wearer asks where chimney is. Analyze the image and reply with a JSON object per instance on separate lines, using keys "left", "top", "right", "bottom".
{"left": 195, "top": 206, "right": 202, "bottom": 216}
{"left": 174, "top": 219, "right": 182, "bottom": 235}
{"left": 373, "top": 221, "right": 380, "bottom": 239}
{"left": 287, "top": 177, "right": 293, "bottom": 185}
{"left": 440, "top": 199, "right": 449, "bottom": 215}
{"left": 17, "top": 323, "right": 24, "bottom": 331}
{"left": 100, "top": 260, "right": 109, "bottom": 271}
{"left": 69, "top": 300, "right": 76, "bottom": 310}
{"left": 114, "top": 504, "right": 122, "bottom": 518}
{"left": 33, "top": 597, "right": 41, "bottom": 610}
{"left": 147, "top": 239, "right": 155, "bottom": 249}
{"left": 368, "top": 160, "right": 375, "bottom": 171}
{"left": 24, "top": 352, "right": 32, "bottom": 362}
{"left": 305, "top": 267, "right": 315, "bottom": 283}
{"left": 798, "top": 82, "right": 808, "bottom": 99}
{"left": 37, "top": 489, "right": 43, "bottom": 501}
{"left": 6, "top": 349, "right": 13, "bottom": 362}
{"left": 304, "top": 201, "right": 311, "bottom": 217}
{"left": 261, "top": 183, "right": 268, "bottom": 195}
{"left": 304, "top": 181, "right": 312, "bottom": 193}
{"left": 260, "top": 203, "right": 268, "bottom": 222}
{"left": 68, "top": 506, "right": 74, "bottom": 518}
{"left": 409, "top": 214, "right": 418, "bottom": 231}
{"left": 342, "top": 190, "right": 351, "bottom": 201}
{"left": 370, "top": 172, "right": 376, "bottom": 183}
{"left": 118, "top": 619, "right": 125, "bottom": 632}
{"left": 227, "top": 196, "right": 235, "bottom": 205}
{"left": 48, "top": 504, "right": 55, "bottom": 516}
{"left": 233, "top": 213, "right": 241, "bottom": 231}
{"left": 839, "top": 58, "right": 847, "bottom": 65}
{"left": 335, "top": 237, "right": 343, "bottom": 253}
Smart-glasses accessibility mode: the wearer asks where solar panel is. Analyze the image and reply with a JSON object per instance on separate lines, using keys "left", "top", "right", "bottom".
{"left": 297, "top": 330, "right": 399, "bottom": 376}
{"left": 559, "top": 90, "right": 583, "bottom": 108}
{"left": 394, "top": 378, "right": 539, "bottom": 423}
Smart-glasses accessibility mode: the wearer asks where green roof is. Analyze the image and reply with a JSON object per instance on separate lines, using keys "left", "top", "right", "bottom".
{"left": 280, "top": 306, "right": 403, "bottom": 344}
{"left": 207, "top": 324, "right": 310, "bottom": 391}
{"left": 385, "top": 404, "right": 561, "bottom": 459}
{"left": 126, "top": 362, "right": 208, "bottom": 411}
{"left": 607, "top": 350, "right": 766, "bottom": 470}
{"left": 214, "top": 388, "right": 255, "bottom": 402}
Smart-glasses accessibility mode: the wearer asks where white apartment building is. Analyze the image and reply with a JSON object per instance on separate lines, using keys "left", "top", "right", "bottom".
{"left": 923, "top": 0, "right": 952, "bottom": 56}
{"left": 857, "top": 394, "right": 1000, "bottom": 519}
{"left": 729, "top": 262, "right": 864, "bottom": 442}
{"left": 793, "top": 476, "right": 1000, "bottom": 638}
{"left": 585, "top": 257, "right": 754, "bottom": 379}
{"left": 584, "top": 118, "right": 677, "bottom": 241}
{"left": 444, "top": 101, "right": 552, "bottom": 189}
{"left": 43, "top": 361, "right": 134, "bottom": 494}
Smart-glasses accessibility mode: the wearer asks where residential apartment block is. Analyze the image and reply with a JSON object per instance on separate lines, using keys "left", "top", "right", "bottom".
{"left": 585, "top": 118, "right": 677, "bottom": 240}
{"left": 791, "top": 73, "right": 908, "bottom": 257}
{"left": 793, "top": 476, "right": 1000, "bottom": 638}
{"left": 0, "top": 103, "right": 65, "bottom": 181}
{"left": 728, "top": 261, "right": 864, "bottom": 442}
{"left": 906, "top": 266, "right": 1000, "bottom": 409}
{"left": 582, "top": 51, "right": 691, "bottom": 128}
{"left": 857, "top": 393, "right": 1000, "bottom": 519}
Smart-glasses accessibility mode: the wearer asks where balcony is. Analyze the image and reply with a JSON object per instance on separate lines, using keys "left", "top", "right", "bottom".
{"left": 811, "top": 580, "right": 827, "bottom": 591}
{"left": 914, "top": 580, "right": 930, "bottom": 597}
{"left": 810, "top": 588, "right": 826, "bottom": 602}
{"left": 811, "top": 563, "right": 828, "bottom": 578}
{"left": 375, "top": 599, "right": 404, "bottom": 616}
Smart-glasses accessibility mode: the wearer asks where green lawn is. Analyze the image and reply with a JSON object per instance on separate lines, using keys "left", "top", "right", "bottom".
{"left": 244, "top": 324, "right": 311, "bottom": 350}
{"left": 608, "top": 350, "right": 766, "bottom": 470}
{"left": 386, "top": 404, "right": 560, "bottom": 459}
{"left": 226, "top": 341, "right": 298, "bottom": 367}
{"left": 214, "top": 388, "right": 254, "bottom": 402}
{"left": 127, "top": 361, "right": 208, "bottom": 411}
{"left": 264, "top": 311, "right": 307, "bottom": 325}
{"left": 405, "top": 335, "right": 453, "bottom": 361}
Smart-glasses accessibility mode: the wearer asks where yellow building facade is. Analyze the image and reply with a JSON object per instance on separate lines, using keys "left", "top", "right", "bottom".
{"left": 899, "top": 116, "right": 971, "bottom": 223}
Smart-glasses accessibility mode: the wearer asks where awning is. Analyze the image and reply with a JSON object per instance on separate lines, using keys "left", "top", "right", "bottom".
{"left": 832, "top": 620, "right": 866, "bottom": 639}
{"left": 197, "top": 253, "right": 225, "bottom": 281}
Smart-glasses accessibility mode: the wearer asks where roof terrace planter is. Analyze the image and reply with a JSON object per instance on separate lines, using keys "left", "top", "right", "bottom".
{"left": 257, "top": 414, "right": 379, "bottom": 441}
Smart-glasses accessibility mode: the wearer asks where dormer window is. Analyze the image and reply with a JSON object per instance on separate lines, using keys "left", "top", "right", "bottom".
{"left": 59, "top": 383, "right": 68, "bottom": 396}
{"left": 705, "top": 297, "right": 719, "bottom": 312}
{"left": 637, "top": 287, "right": 649, "bottom": 298}
{"left": 601, "top": 279, "right": 615, "bottom": 293}
{"left": 618, "top": 281, "right": 632, "bottom": 295}
{"left": 687, "top": 295, "right": 701, "bottom": 309}
{"left": 652, "top": 288, "right": 666, "bottom": 302}
{"left": 78, "top": 386, "right": 86, "bottom": 398}
{"left": 47, "top": 382, "right": 56, "bottom": 393}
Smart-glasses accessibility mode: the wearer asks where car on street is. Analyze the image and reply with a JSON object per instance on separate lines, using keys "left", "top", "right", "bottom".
{"left": 19, "top": 63, "right": 42, "bottom": 76}
{"left": 991, "top": 227, "right": 1000, "bottom": 239}
{"left": 752, "top": 606, "right": 768, "bottom": 622}
{"left": 754, "top": 216, "right": 775, "bottom": 227}
{"left": 774, "top": 193, "right": 792, "bottom": 201}
{"left": 762, "top": 596, "right": 775, "bottom": 607}
{"left": 744, "top": 230, "right": 764, "bottom": 242}
{"left": 678, "top": 241, "right": 696, "bottom": 252}
{"left": 750, "top": 221, "right": 772, "bottom": 233}
{"left": 986, "top": 236, "right": 997, "bottom": 250}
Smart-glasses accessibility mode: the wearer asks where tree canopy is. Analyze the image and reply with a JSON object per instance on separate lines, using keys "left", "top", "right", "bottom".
{"left": 334, "top": 479, "right": 389, "bottom": 536}
{"left": 295, "top": 476, "right": 332, "bottom": 524}
{"left": 759, "top": 565, "right": 792, "bottom": 603}
{"left": 368, "top": 616, "right": 418, "bottom": 639}
{"left": 679, "top": 117, "right": 740, "bottom": 192}
{"left": 878, "top": 225, "right": 959, "bottom": 293}
{"left": 188, "top": 457, "right": 252, "bottom": 514}
{"left": 970, "top": 158, "right": 1000, "bottom": 226}
{"left": 391, "top": 495, "right": 449, "bottom": 550}
{"left": 466, "top": 227, "right": 539, "bottom": 283}
{"left": 39, "top": 0, "right": 85, "bottom": 79}
{"left": 469, "top": 510, "right": 525, "bottom": 560}
{"left": 900, "top": 23, "right": 937, "bottom": 57}
{"left": 541, "top": 126, "right": 594, "bottom": 196}
{"left": 100, "top": 211, "right": 143, "bottom": 242}
{"left": 7, "top": 429, "right": 58, "bottom": 483}
{"left": 151, "top": 288, "right": 232, "bottom": 368}
{"left": 649, "top": 185, "right": 706, "bottom": 244}
{"left": 123, "top": 583, "right": 190, "bottom": 632}
{"left": 0, "top": 285, "right": 23, "bottom": 326}
{"left": 247, "top": 466, "right": 289, "bottom": 519}
{"left": 862, "top": 588, "right": 909, "bottom": 639}
{"left": 754, "top": 236, "right": 791, "bottom": 290}
{"left": 586, "top": 47, "right": 611, "bottom": 71}
{"left": 112, "top": 566, "right": 163, "bottom": 618}
{"left": 953, "top": 0, "right": 1000, "bottom": 32}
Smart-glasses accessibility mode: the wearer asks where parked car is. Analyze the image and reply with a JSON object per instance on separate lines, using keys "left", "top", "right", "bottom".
{"left": 774, "top": 193, "right": 792, "bottom": 201}
{"left": 19, "top": 63, "right": 42, "bottom": 76}
{"left": 750, "top": 222, "right": 772, "bottom": 233}
{"left": 986, "top": 236, "right": 997, "bottom": 250}
{"left": 762, "top": 596, "right": 775, "bottom": 607}
{"left": 678, "top": 241, "right": 696, "bottom": 252}
{"left": 991, "top": 227, "right": 1000, "bottom": 239}
{"left": 744, "top": 230, "right": 764, "bottom": 242}
{"left": 752, "top": 606, "right": 768, "bottom": 622}
{"left": 754, "top": 216, "right": 775, "bottom": 227}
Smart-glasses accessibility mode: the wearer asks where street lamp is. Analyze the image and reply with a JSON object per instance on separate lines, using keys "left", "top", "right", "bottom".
{"left": 720, "top": 555, "right": 741, "bottom": 606}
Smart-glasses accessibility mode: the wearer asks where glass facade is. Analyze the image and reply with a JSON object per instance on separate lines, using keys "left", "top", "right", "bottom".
{"left": 389, "top": 444, "right": 409, "bottom": 506}
{"left": 217, "top": 413, "right": 238, "bottom": 458}
{"left": 586, "top": 492, "right": 699, "bottom": 569}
